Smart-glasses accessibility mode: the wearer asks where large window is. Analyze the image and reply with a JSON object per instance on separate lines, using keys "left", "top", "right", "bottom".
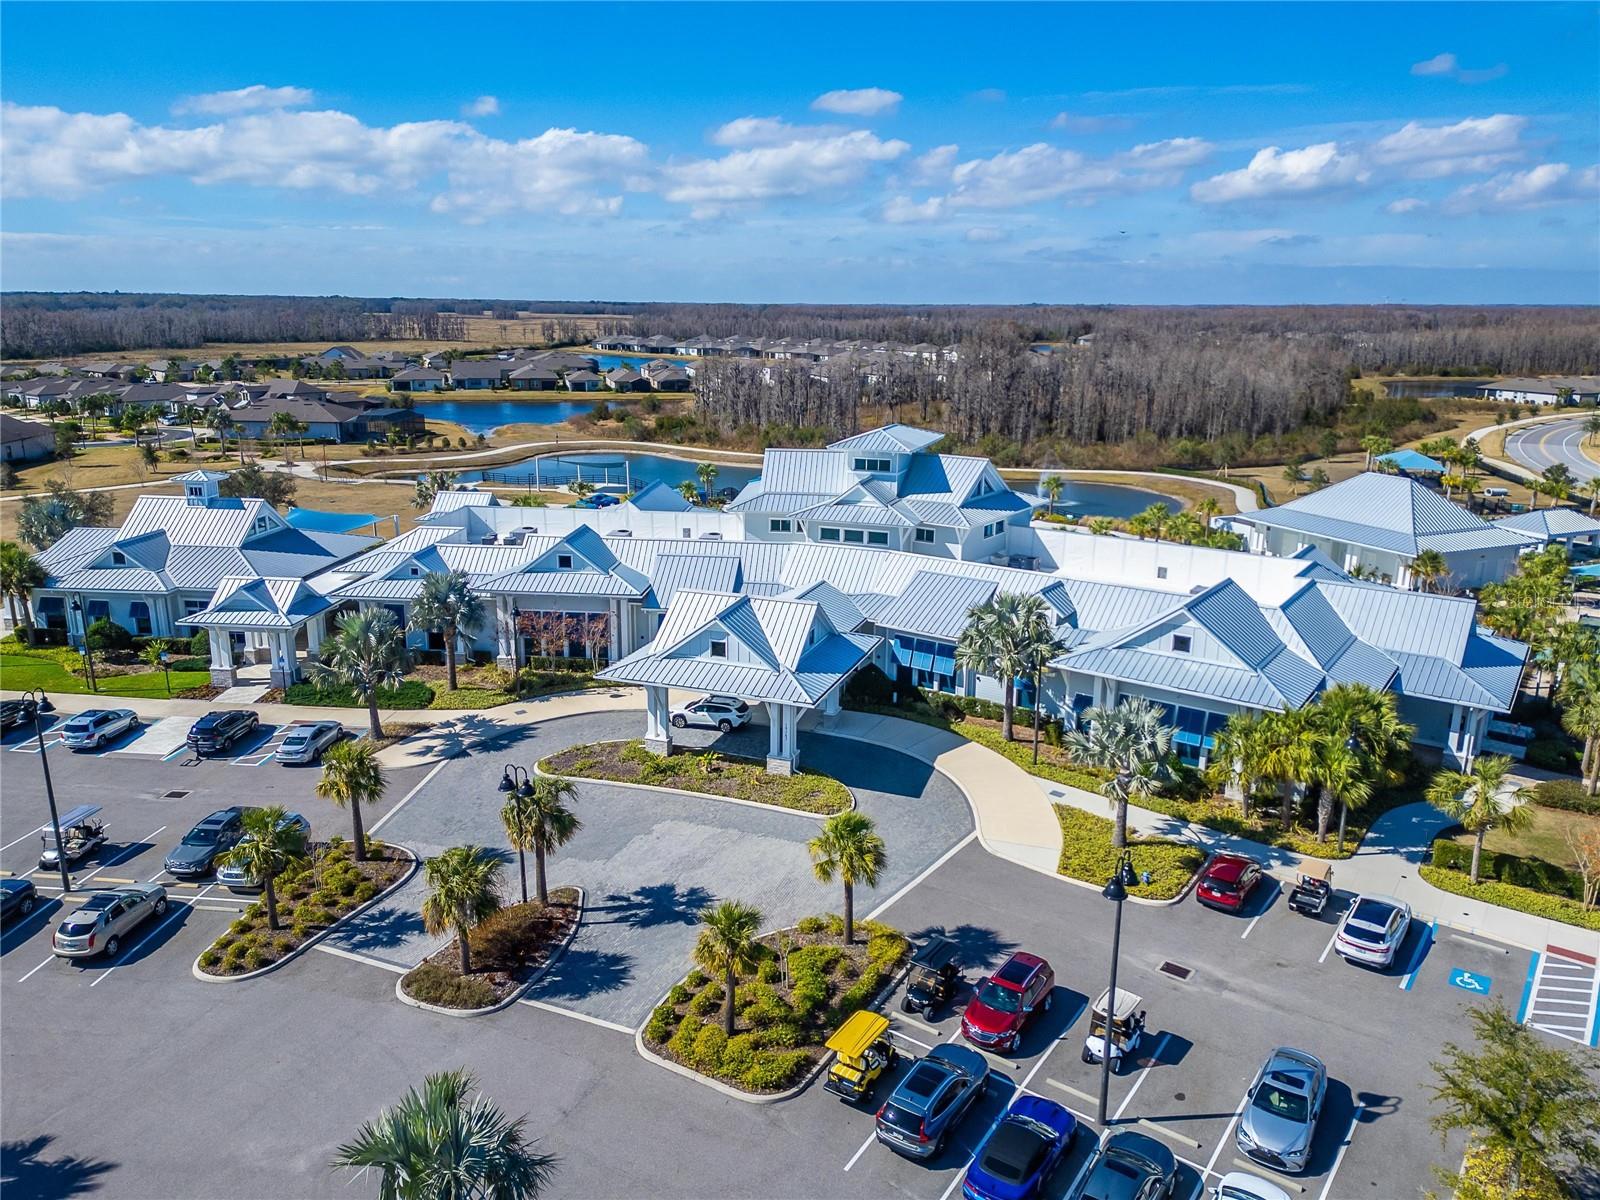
{"left": 128, "top": 601, "right": 152, "bottom": 636}
{"left": 866, "top": 531, "right": 889, "bottom": 546}
{"left": 769, "top": 518, "right": 792, "bottom": 533}
{"left": 892, "top": 635, "right": 957, "bottom": 693}
{"left": 915, "top": 527, "right": 935, "bottom": 544}
{"left": 820, "top": 527, "right": 841, "bottom": 542}
{"left": 843, "top": 529, "right": 865, "bottom": 544}
{"left": 852, "top": 456, "right": 892, "bottom": 472}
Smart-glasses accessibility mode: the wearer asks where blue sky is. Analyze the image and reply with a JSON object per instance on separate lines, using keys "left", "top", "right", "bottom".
{"left": 2, "top": 2, "right": 1596, "bottom": 304}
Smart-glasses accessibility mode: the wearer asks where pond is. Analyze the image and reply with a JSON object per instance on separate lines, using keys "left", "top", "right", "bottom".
{"left": 1024, "top": 479, "right": 1178, "bottom": 519}
{"left": 414, "top": 397, "right": 596, "bottom": 433}
{"left": 1380, "top": 379, "right": 1492, "bottom": 399}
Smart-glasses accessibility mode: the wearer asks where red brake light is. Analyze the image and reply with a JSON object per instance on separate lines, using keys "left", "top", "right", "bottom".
{"left": 918, "top": 1121, "right": 929, "bottom": 1144}
{"left": 86, "top": 933, "right": 95, "bottom": 949}
{"left": 875, "top": 1104, "right": 885, "bottom": 1119}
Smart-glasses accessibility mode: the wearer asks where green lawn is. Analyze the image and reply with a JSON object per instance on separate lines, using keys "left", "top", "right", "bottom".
{"left": 0, "top": 653, "right": 209, "bottom": 698}
{"left": 1454, "top": 804, "right": 1600, "bottom": 872}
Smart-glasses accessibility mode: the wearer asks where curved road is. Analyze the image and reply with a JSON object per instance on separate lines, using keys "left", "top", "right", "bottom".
{"left": 1504, "top": 416, "right": 1599, "bottom": 482}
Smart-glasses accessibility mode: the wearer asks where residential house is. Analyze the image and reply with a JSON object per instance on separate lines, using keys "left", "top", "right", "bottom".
{"left": 564, "top": 369, "right": 602, "bottom": 392}
{"left": 390, "top": 367, "right": 448, "bottom": 393}
{"left": 0, "top": 413, "right": 54, "bottom": 462}
{"left": 448, "top": 360, "right": 511, "bottom": 390}
{"left": 604, "top": 367, "right": 650, "bottom": 392}
{"left": 508, "top": 363, "right": 561, "bottom": 391}
{"left": 641, "top": 361, "right": 692, "bottom": 391}
{"left": 1477, "top": 377, "right": 1600, "bottom": 406}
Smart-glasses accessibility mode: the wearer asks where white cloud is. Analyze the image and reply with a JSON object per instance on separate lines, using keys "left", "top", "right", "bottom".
{"left": 1443, "top": 162, "right": 1600, "bottom": 213}
{"left": 882, "top": 195, "right": 945, "bottom": 223}
{"left": 1385, "top": 197, "right": 1427, "bottom": 214}
{"left": 709, "top": 116, "right": 846, "bottom": 148}
{"left": 1369, "top": 114, "right": 1525, "bottom": 177}
{"left": 1191, "top": 142, "right": 1370, "bottom": 203}
{"left": 173, "top": 84, "right": 313, "bottom": 116}
{"left": 1411, "top": 52, "right": 1507, "bottom": 83}
{"left": 1119, "top": 137, "right": 1214, "bottom": 172}
{"left": 965, "top": 226, "right": 1005, "bottom": 243}
{"left": 1411, "top": 52, "right": 1458, "bottom": 77}
{"left": 1049, "top": 111, "right": 1133, "bottom": 134}
{"left": 0, "top": 101, "right": 648, "bottom": 218}
{"left": 908, "top": 143, "right": 959, "bottom": 186}
{"left": 463, "top": 95, "right": 500, "bottom": 118}
{"left": 811, "top": 88, "right": 902, "bottom": 117}
{"left": 663, "top": 130, "right": 908, "bottom": 218}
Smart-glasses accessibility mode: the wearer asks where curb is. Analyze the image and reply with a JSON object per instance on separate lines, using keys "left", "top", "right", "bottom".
{"left": 191, "top": 844, "right": 420, "bottom": 984}
{"left": 395, "top": 886, "right": 586, "bottom": 1018}
{"left": 533, "top": 741, "right": 855, "bottom": 821}
{"left": 632, "top": 932, "right": 912, "bottom": 1105}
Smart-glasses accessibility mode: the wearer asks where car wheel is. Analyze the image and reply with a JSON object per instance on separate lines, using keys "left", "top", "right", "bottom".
{"left": 103, "top": 935, "right": 120, "bottom": 957}
{"left": 718, "top": 719, "right": 733, "bottom": 732}
{"left": 19, "top": 896, "right": 35, "bottom": 916}
{"left": 1043, "top": 991, "right": 1053, "bottom": 1012}
{"left": 129, "top": 717, "right": 140, "bottom": 730}
{"left": 671, "top": 715, "right": 687, "bottom": 728}
{"left": 153, "top": 898, "right": 168, "bottom": 917}
{"left": 900, "top": 996, "right": 914, "bottom": 1013}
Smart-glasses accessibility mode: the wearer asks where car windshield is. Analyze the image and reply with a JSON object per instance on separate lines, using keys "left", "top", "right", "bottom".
{"left": 1206, "top": 876, "right": 1240, "bottom": 893}
{"left": 1252, "top": 1081, "right": 1310, "bottom": 1123}
{"left": 1350, "top": 899, "right": 1395, "bottom": 929}
{"left": 183, "top": 826, "right": 222, "bottom": 846}
{"left": 284, "top": 734, "right": 308, "bottom": 745}
{"left": 975, "top": 980, "right": 1022, "bottom": 1013}
{"left": 980, "top": 1122, "right": 1050, "bottom": 1182}
{"left": 60, "top": 919, "right": 98, "bottom": 935}
{"left": 879, "top": 1102, "right": 922, "bottom": 1134}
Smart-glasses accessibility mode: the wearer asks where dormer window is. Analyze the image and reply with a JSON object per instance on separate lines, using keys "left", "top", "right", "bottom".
{"left": 187, "top": 486, "right": 203, "bottom": 499}
{"left": 409, "top": 566, "right": 420, "bottom": 576}
{"left": 852, "top": 456, "right": 892, "bottom": 472}
{"left": 557, "top": 554, "right": 573, "bottom": 570}
{"left": 110, "top": 551, "right": 127, "bottom": 566}
{"left": 255, "top": 516, "right": 269, "bottom": 532}
{"left": 709, "top": 639, "right": 727, "bottom": 658}
{"left": 1172, "top": 634, "right": 1192, "bottom": 654}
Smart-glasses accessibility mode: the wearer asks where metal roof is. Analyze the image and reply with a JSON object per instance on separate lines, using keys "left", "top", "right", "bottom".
{"left": 828, "top": 424, "right": 945, "bottom": 453}
{"left": 646, "top": 554, "right": 743, "bottom": 608}
{"left": 874, "top": 571, "right": 998, "bottom": 641}
{"left": 1315, "top": 580, "right": 1477, "bottom": 662}
{"left": 1493, "top": 507, "right": 1600, "bottom": 539}
{"left": 428, "top": 490, "right": 502, "bottom": 512}
{"left": 627, "top": 481, "right": 694, "bottom": 512}
{"left": 180, "top": 575, "right": 332, "bottom": 630}
{"left": 1057, "top": 646, "right": 1311, "bottom": 711}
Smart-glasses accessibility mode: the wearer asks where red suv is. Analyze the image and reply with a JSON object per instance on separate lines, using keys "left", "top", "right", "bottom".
{"left": 1195, "top": 853, "right": 1262, "bottom": 912}
{"left": 961, "top": 951, "right": 1054, "bottom": 1053}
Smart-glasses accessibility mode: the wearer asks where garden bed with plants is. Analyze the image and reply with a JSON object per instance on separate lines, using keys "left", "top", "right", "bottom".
{"left": 643, "top": 915, "right": 908, "bottom": 1094}
{"left": 400, "top": 887, "right": 581, "bottom": 1010}
{"left": 1054, "top": 805, "right": 1206, "bottom": 900}
{"left": 0, "top": 635, "right": 212, "bottom": 698}
{"left": 1419, "top": 863, "right": 1600, "bottom": 931}
{"left": 540, "top": 740, "right": 851, "bottom": 815}
{"left": 196, "top": 839, "right": 408, "bottom": 976}
{"left": 282, "top": 679, "right": 438, "bottom": 708}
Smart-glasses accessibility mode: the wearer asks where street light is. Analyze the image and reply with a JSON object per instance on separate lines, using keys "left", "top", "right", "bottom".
{"left": 20, "top": 688, "right": 71, "bottom": 894}
{"left": 1337, "top": 733, "right": 1362, "bottom": 853}
{"left": 497, "top": 763, "right": 535, "bottom": 798}
{"left": 159, "top": 650, "right": 172, "bottom": 696}
{"left": 1096, "top": 849, "right": 1139, "bottom": 1127}
{"left": 498, "top": 764, "right": 537, "bottom": 903}
{"left": 68, "top": 597, "right": 98, "bottom": 693}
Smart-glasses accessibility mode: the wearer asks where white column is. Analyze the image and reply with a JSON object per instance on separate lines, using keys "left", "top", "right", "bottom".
{"left": 495, "top": 596, "right": 515, "bottom": 668}
{"left": 768, "top": 705, "right": 783, "bottom": 761}
{"left": 767, "top": 703, "right": 799, "bottom": 776}
{"left": 209, "top": 625, "right": 237, "bottom": 687}
{"left": 644, "top": 685, "right": 673, "bottom": 755}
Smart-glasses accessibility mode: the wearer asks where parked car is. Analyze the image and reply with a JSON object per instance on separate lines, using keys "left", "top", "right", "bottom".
{"left": 216, "top": 812, "right": 310, "bottom": 891}
{"left": 962, "top": 951, "right": 1055, "bottom": 1054}
{"left": 1195, "top": 853, "right": 1263, "bottom": 912}
{"left": 51, "top": 884, "right": 168, "bottom": 958}
{"left": 961, "top": 1094, "right": 1077, "bottom": 1200}
{"left": 669, "top": 695, "right": 751, "bottom": 733}
{"left": 1335, "top": 894, "right": 1412, "bottom": 967}
{"left": 60, "top": 708, "right": 139, "bottom": 750}
{"left": 1, "top": 697, "right": 38, "bottom": 731}
{"left": 1235, "top": 1047, "right": 1327, "bottom": 1175}
{"left": 186, "top": 709, "right": 260, "bottom": 756}
{"left": 164, "top": 808, "right": 251, "bottom": 878}
{"left": 1213, "top": 1172, "right": 1293, "bottom": 1200}
{"left": 0, "top": 878, "right": 39, "bottom": 922}
{"left": 276, "top": 721, "right": 344, "bottom": 765}
{"left": 1071, "top": 1130, "right": 1177, "bottom": 1199}
{"left": 874, "top": 1043, "right": 990, "bottom": 1159}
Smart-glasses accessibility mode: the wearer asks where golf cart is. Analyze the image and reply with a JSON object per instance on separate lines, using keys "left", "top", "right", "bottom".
{"left": 38, "top": 804, "right": 107, "bottom": 870}
{"left": 1081, "top": 987, "right": 1146, "bottom": 1073}
{"left": 824, "top": 1010, "right": 896, "bottom": 1103}
{"left": 1287, "top": 860, "right": 1334, "bottom": 917}
{"left": 901, "top": 935, "right": 961, "bottom": 1018}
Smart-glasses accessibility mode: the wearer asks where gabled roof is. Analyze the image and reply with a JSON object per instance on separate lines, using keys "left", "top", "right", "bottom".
{"left": 476, "top": 526, "right": 649, "bottom": 597}
{"left": 179, "top": 575, "right": 333, "bottom": 630}
{"left": 828, "top": 424, "right": 945, "bottom": 454}
{"left": 874, "top": 570, "right": 997, "bottom": 641}
{"left": 626, "top": 480, "right": 693, "bottom": 512}
{"left": 645, "top": 554, "right": 743, "bottom": 608}
{"left": 1493, "top": 507, "right": 1600, "bottom": 539}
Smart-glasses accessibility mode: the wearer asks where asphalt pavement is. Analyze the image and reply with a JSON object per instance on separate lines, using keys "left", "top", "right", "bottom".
{"left": 1503, "top": 416, "right": 1599, "bottom": 482}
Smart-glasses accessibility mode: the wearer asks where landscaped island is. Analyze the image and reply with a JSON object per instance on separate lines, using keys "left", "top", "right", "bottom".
{"left": 401, "top": 887, "right": 581, "bottom": 1010}
{"left": 540, "top": 741, "right": 852, "bottom": 815}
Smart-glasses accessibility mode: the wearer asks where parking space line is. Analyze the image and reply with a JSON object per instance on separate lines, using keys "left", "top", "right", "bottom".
{"left": 890, "top": 1029, "right": 934, "bottom": 1051}
{"left": 368, "top": 756, "right": 450, "bottom": 836}
{"left": 1240, "top": 912, "right": 1265, "bottom": 939}
{"left": 866, "top": 829, "right": 978, "bottom": 922}
{"left": 17, "top": 953, "right": 55, "bottom": 982}
{"left": 1112, "top": 1032, "right": 1171, "bottom": 1121}
{"left": 73, "top": 828, "right": 166, "bottom": 890}
{"left": 1314, "top": 1104, "right": 1364, "bottom": 1200}
{"left": 1317, "top": 927, "right": 1339, "bottom": 964}
{"left": 1202, "top": 1086, "right": 1252, "bottom": 1180}
{"left": 1233, "top": 1159, "right": 1305, "bottom": 1193}
{"left": 0, "top": 823, "right": 46, "bottom": 852}
{"left": 1135, "top": 1118, "right": 1199, "bottom": 1148}
{"left": 895, "top": 1012, "right": 940, "bottom": 1034}
{"left": 1399, "top": 920, "right": 1437, "bottom": 991}
{"left": 1047, "top": 1078, "right": 1099, "bottom": 1105}
{"left": 1449, "top": 932, "right": 1507, "bottom": 953}
{"left": 1517, "top": 951, "right": 1541, "bottom": 1022}
{"left": 89, "top": 889, "right": 205, "bottom": 987}
{"left": 842, "top": 1131, "right": 876, "bottom": 1173}
{"left": 313, "top": 943, "right": 407, "bottom": 973}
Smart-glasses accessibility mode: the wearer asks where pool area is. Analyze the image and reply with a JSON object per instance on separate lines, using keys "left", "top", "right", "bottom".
{"left": 463, "top": 452, "right": 760, "bottom": 494}
{"left": 414, "top": 397, "right": 596, "bottom": 433}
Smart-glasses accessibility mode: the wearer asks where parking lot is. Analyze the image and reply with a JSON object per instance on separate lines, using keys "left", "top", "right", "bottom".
{"left": 0, "top": 709, "right": 1568, "bottom": 1199}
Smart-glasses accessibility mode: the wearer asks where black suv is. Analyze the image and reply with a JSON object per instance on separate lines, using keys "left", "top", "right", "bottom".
{"left": 186, "top": 710, "right": 260, "bottom": 755}
{"left": 164, "top": 808, "right": 251, "bottom": 878}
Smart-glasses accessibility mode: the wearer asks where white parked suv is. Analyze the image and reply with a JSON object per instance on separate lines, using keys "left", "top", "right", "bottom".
{"left": 669, "top": 695, "right": 751, "bottom": 733}
{"left": 1335, "top": 894, "right": 1412, "bottom": 967}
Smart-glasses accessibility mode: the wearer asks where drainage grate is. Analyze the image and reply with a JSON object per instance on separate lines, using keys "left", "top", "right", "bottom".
{"left": 161, "top": 790, "right": 191, "bottom": 800}
{"left": 1158, "top": 961, "right": 1193, "bottom": 981}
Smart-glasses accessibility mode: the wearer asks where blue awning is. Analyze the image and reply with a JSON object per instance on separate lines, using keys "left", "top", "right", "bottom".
{"left": 931, "top": 652, "right": 957, "bottom": 676}
{"left": 1374, "top": 449, "right": 1446, "bottom": 474}
{"left": 911, "top": 651, "right": 934, "bottom": 671}
{"left": 284, "top": 507, "right": 378, "bottom": 534}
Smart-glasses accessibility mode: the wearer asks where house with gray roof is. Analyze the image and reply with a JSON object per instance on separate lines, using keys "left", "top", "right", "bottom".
{"left": 390, "top": 367, "right": 447, "bottom": 393}
{"left": 1, "top": 413, "right": 54, "bottom": 463}
{"left": 1492, "top": 506, "right": 1600, "bottom": 552}
{"left": 448, "top": 360, "right": 512, "bottom": 389}
{"left": 1477, "top": 377, "right": 1600, "bottom": 406}
{"left": 1229, "top": 471, "right": 1535, "bottom": 590}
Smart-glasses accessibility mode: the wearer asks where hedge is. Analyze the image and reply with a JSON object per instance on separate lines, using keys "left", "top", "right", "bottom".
{"left": 428, "top": 687, "right": 515, "bottom": 710}
{"left": 1054, "top": 804, "right": 1205, "bottom": 901}
{"left": 1419, "top": 864, "right": 1600, "bottom": 931}
{"left": 1431, "top": 838, "right": 1583, "bottom": 900}
{"left": 283, "top": 680, "right": 435, "bottom": 708}
{"left": 1533, "top": 778, "right": 1600, "bottom": 816}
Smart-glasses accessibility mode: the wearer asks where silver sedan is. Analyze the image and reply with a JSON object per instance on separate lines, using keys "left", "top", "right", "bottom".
{"left": 276, "top": 721, "right": 346, "bottom": 765}
{"left": 51, "top": 884, "right": 169, "bottom": 959}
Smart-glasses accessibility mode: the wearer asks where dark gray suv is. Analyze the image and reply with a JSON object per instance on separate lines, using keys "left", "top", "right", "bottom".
{"left": 874, "top": 1043, "right": 989, "bottom": 1159}
{"left": 164, "top": 808, "right": 251, "bottom": 878}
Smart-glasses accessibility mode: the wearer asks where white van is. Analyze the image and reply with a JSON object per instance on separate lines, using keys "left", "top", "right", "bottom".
{"left": 1483, "top": 487, "right": 1510, "bottom": 498}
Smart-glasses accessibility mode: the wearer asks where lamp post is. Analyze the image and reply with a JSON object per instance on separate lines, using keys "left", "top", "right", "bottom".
{"left": 69, "top": 597, "right": 98, "bottom": 693}
{"left": 21, "top": 688, "right": 71, "bottom": 894}
{"left": 497, "top": 764, "right": 537, "bottom": 903}
{"left": 1337, "top": 733, "right": 1361, "bottom": 854}
{"left": 159, "top": 650, "right": 172, "bottom": 696}
{"left": 1096, "top": 849, "right": 1138, "bottom": 1127}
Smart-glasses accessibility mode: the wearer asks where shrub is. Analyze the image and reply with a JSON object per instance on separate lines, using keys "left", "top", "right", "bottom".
{"left": 1055, "top": 805, "right": 1205, "bottom": 900}
{"left": 403, "top": 962, "right": 497, "bottom": 1009}
{"left": 685, "top": 969, "right": 708, "bottom": 988}
{"left": 198, "top": 949, "right": 221, "bottom": 969}
{"left": 646, "top": 1004, "right": 677, "bottom": 1044}
{"left": 429, "top": 687, "right": 515, "bottom": 710}
{"left": 1534, "top": 778, "right": 1600, "bottom": 816}
{"left": 85, "top": 617, "right": 133, "bottom": 652}
{"left": 740, "top": 1051, "right": 808, "bottom": 1091}
{"left": 721, "top": 1033, "right": 759, "bottom": 1075}
{"left": 1430, "top": 839, "right": 1582, "bottom": 900}
{"left": 223, "top": 941, "right": 250, "bottom": 967}
{"left": 1455, "top": 1145, "right": 1566, "bottom": 1200}
{"left": 189, "top": 629, "right": 209, "bottom": 657}
{"left": 689, "top": 984, "right": 724, "bottom": 1019}
{"left": 1525, "top": 737, "right": 1580, "bottom": 773}
{"left": 1420, "top": 865, "right": 1600, "bottom": 930}
{"left": 666, "top": 983, "right": 691, "bottom": 1006}
{"left": 244, "top": 947, "right": 268, "bottom": 970}
{"left": 689, "top": 1024, "right": 728, "bottom": 1071}
{"left": 228, "top": 918, "right": 252, "bottom": 936}
{"left": 282, "top": 680, "right": 435, "bottom": 708}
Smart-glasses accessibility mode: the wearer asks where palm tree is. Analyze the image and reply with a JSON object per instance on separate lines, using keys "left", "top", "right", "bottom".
{"left": 180, "top": 404, "right": 202, "bottom": 446}
{"left": 1040, "top": 473, "right": 1065, "bottom": 517}
{"left": 695, "top": 462, "right": 719, "bottom": 501}
{"left": 0, "top": 540, "right": 46, "bottom": 637}
{"left": 1063, "top": 697, "right": 1173, "bottom": 847}
{"left": 807, "top": 811, "right": 888, "bottom": 945}
{"left": 1582, "top": 476, "right": 1600, "bottom": 517}
{"left": 311, "top": 608, "right": 410, "bottom": 739}
{"left": 1359, "top": 434, "right": 1392, "bottom": 469}
{"left": 677, "top": 480, "right": 699, "bottom": 505}
{"left": 1409, "top": 549, "right": 1450, "bottom": 594}
{"left": 1085, "top": 516, "right": 1116, "bottom": 537}
{"left": 208, "top": 408, "right": 239, "bottom": 463}
{"left": 412, "top": 469, "right": 461, "bottom": 510}
{"left": 1254, "top": 707, "right": 1319, "bottom": 831}
{"left": 316, "top": 738, "right": 386, "bottom": 862}
{"left": 1281, "top": 464, "right": 1304, "bottom": 496}
{"left": 1194, "top": 496, "right": 1223, "bottom": 526}
{"left": 1205, "top": 711, "right": 1270, "bottom": 819}
{"left": 1561, "top": 659, "right": 1600, "bottom": 795}
{"left": 332, "top": 1068, "right": 557, "bottom": 1200}
{"left": 409, "top": 570, "right": 484, "bottom": 692}
{"left": 1309, "top": 683, "right": 1413, "bottom": 849}
{"left": 217, "top": 805, "right": 306, "bottom": 931}
{"left": 500, "top": 777, "right": 581, "bottom": 905}
{"left": 1310, "top": 736, "right": 1373, "bottom": 849}
{"left": 421, "top": 846, "right": 504, "bottom": 976}
{"left": 1426, "top": 756, "right": 1531, "bottom": 884}
{"left": 269, "top": 412, "right": 307, "bottom": 463}
{"left": 692, "top": 900, "right": 765, "bottom": 1037}
{"left": 955, "top": 592, "right": 1043, "bottom": 742}
{"left": 1585, "top": 411, "right": 1600, "bottom": 446}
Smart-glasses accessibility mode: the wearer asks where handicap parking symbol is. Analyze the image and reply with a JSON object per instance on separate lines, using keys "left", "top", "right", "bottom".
{"left": 1449, "top": 968, "right": 1492, "bottom": 994}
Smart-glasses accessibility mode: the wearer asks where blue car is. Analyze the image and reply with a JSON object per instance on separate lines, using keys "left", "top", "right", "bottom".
{"left": 962, "top": 1095, "right": 1078, "bottom": 1200}
{"left": 875, "top": 1044, "right": 990, "bottom": 1159}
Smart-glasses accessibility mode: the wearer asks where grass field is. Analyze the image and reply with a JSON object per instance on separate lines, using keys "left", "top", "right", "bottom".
{"left": 0, "top": 652, "right": 210, "bottom": 698}
{"left": 1454, "top": 803, "right": 1600, "bottom": 872}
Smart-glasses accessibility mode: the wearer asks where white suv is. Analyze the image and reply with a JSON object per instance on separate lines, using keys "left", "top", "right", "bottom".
{"left": 669, "top": 696, "right": 751, "bottom": 733}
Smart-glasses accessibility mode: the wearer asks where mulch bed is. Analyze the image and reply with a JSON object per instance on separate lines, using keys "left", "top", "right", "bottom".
{"left": 174, "top": 684, "right": 227, "bottom": 701}
{"left": 543, "top": 739, "right": 851, "bottom": 815}
{"left": 400, "top": 888, "right": 582, "bottom": 1009}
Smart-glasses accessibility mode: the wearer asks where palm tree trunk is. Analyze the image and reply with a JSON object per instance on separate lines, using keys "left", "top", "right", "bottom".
{"left": 1032, "top": 671, "right": 1043, "bottom": 765}
{"left": 1471, "top": 828, "right": 1485, "bottom": 885}
{"left": 1002, "top": 680, "right": 1015, "bottom": 742}
{"left": 366, "top": 692, "right": 383, "bottom": 741}
{"left": 1112, "top": 798, "right": 1129, "bottom": 848}
{"left": 843, "top": 880, "right": 854, "bottom": 946}
{"left": 458, "top": 919, "right": 473, "bottom": 975}
{"left": 1316, "top": 788, "right": 1333, "bottom": 842}
{"left": 1280, "top": 783, "right": 1294, "bottom": 831}
{"left": 517, "top": 847, "right": 529, "bottom": 904}
{"left": 535, "top": 843, "right": 548, "bottom": 906}
{"left": 723, "top": 964, "right": 736, "bottom": 1036}
{"left": 1337, "top": 802, "right": 1349, "bottom": 854}
{"left": 264, "top": 874, "right": 280, "bottom": 931}
{"left": 445, "top": 625, "right": 458, "bottom": 691}
{"left": 350, "top": 795, "right": 368, "bottom": 862}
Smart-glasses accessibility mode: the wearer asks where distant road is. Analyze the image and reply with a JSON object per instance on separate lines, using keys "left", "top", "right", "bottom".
{"left": 1503, "top": 416, "right": 1598, "bottom": 483}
